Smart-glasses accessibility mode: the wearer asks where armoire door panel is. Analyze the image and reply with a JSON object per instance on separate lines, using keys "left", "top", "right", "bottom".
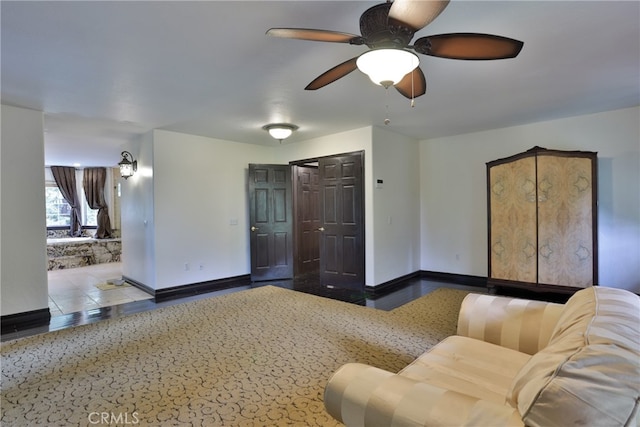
{"left": 489, "top": 156, "right": 537, "bottom": 283}
{"left": 537, "top": 155, "right": 594, "bottom": 287}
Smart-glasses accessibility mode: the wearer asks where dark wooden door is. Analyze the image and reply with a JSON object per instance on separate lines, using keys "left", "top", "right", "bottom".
{"left": 293, "top": 165, "right": 321, "bottom": 276}
{"left": 249, "top": 164, "right": 293, "bottom": 281}
{"left": 318, "top": 153, "right": 365, "bottom": 290}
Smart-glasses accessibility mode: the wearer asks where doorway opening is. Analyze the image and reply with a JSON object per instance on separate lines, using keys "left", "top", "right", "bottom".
{"left": 45, "top": 167, "right": 151, "bottom": 316}
{"left": 248, "top": 151, "right": 365, "bottom": 291}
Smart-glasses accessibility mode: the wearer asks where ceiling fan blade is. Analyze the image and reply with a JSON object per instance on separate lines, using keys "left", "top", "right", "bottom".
{"left": 305, "top": 57, "right": 359, "bottom": 90}
{"left": 414, "top": 33, "right": 524, "bottom": 60}
{"left": 395, "top": 67, "right": 427, "bottom": 99}
{"left": 388, "top": 0, "right": 450, "bottom": 31}
{"left": 266, "top": 28, "right": 364, "bottom": 44}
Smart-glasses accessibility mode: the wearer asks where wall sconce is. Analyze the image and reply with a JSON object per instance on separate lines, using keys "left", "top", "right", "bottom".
{"left": 118, "top": 151, "right": 137, "bottom": 179}
{"left": 262, "top": 123, "right": 298, "bottom": 142}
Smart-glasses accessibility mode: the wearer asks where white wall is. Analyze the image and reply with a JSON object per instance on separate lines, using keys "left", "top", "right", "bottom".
{"left": 371, "top": 126, "right": 420, "bottom": 284}
{"left": 420, "top": 106, "right": 640, "bottom": 292}
{"left": 120, "top": 132, "right": 156, "bottom": 288}
{"left": 149, "top": 130, "right": 273, "bottom": 289}
{"left": 1, "top": 105, "right": 48, "bottom": 316}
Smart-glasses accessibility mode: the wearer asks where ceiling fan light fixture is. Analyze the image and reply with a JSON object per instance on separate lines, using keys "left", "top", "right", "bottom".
{"left": 263, "top": 123, "right": 299, "bottom": 141}
{"left": 356, "top": 49, "right": 419, "bottom": 87}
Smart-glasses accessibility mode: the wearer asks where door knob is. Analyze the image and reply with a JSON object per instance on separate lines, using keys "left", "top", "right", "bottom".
{"left": 251, "top": 226, "right": 259, "bottom": 232}
{"left": 318, "top": 227, "right": 325, "bottom": 231}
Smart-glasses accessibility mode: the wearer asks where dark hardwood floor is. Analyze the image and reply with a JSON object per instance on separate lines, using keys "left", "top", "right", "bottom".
{"left": 1, "top": 274, "right": 486, "bottom": 342}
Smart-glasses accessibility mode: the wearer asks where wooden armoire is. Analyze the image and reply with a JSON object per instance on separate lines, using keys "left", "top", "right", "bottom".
{"left": 487, "top": 146, "right": 598, "bottom": 294}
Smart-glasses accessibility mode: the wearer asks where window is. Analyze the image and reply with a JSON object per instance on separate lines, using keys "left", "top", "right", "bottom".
{"left": 45, "top": 183, "right": 98, "bottom": 228}
{"left": 45, "top": 185, "right": 71, "bottom": 227}
{"left": 83, "top": 198, "right": 98, "bottom": 227}
{"left": 45, "top": 167, "right": 115, "bottom": 229}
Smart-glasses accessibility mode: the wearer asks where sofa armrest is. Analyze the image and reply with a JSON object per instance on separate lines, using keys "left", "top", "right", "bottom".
{"left": 324, "top": 363, "right": 524, "bottom": 427}
{"left": 456, "top": 293, "right": 564, "bottom": 355}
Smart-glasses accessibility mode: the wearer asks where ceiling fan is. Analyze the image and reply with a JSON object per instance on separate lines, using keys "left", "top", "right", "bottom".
{"left": 267, "top": 0, "right": 523, "bottom": 99}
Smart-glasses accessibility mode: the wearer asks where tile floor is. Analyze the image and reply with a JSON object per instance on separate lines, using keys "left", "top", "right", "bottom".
{"left": 0, "top": 266, "right": 489, "bottom": 341}
{"left": 47, "top": 263, "right": 486, "bottom": 316}
{"left": 4, "top": 262, "right": 566, "bottom": 343}
{"left": 47, "top": 262, "right": 153, "bottom": 316}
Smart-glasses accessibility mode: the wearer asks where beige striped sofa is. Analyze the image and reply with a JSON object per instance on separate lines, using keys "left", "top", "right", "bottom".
{"left": 324, "top": 286, "right": 640, "bottom": 426}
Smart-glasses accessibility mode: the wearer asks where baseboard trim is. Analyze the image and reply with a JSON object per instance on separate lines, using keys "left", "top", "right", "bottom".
{"left": 122, "top": 276, "right": 155, "bottom": 296}
{"left": 420, "top": 270, "right": 488, "bottom": 288}
{"left": 124, "top": 274, "right": 252, "bottom": 303}
{"left": 365, "top": 271, "right": 421, "bottom": 295}
{"left": 365, "top": 270, "right": 488, "bottom": 296}
{"left": 1, "top": 308, "right": 51, "bottom": 334}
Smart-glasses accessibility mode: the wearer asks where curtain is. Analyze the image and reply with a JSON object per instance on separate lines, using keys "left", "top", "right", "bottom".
{"left": 83, "top": 167, "right": 113, "bottom": 239}
{"left": 51, "top": 166, "right": 82, "bottom": 237}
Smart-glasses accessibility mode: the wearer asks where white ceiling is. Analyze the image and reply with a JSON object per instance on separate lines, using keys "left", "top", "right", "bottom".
{"left": 2, "top": 1, "right": 639, "bottom": 167}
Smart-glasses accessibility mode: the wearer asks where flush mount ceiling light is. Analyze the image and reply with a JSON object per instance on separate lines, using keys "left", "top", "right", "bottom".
{"left": 118, "top": 151, "right": 137, "bottom": 179}
{"left": 356, "top": 48, "right": 419, "bottom": 88}
{"left": 262, "top": 123, "right": 299, "bottom": 142}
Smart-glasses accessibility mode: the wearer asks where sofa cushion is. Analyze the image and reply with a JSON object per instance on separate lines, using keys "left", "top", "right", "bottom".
{"left": 508, "top": 286, "right": 640, "bottom": 427}
{"left": 400, "top": 335, "right": 531, "bottom": 404}
{"left": 324, "top": 363, "right": 525, "bottom": 427}
{"left": 457, "top": 293, "right": 564, "bottom": 354}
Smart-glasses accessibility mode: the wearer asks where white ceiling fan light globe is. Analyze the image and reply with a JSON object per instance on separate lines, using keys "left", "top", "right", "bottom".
{"left": 268, "top": 127, "right": 293, "bottom": 140}
{"left": 356, "top": 49, "right": 420, "bottom": 87}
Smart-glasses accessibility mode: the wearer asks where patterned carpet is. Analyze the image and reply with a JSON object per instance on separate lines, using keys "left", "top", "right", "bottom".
{"left": 1, "top": 286, "right": 470, "bottom": 426}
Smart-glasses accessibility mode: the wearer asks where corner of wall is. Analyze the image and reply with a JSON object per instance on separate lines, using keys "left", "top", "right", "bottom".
{"left": 1, "top": 105, "right": 49, "bottom": 315}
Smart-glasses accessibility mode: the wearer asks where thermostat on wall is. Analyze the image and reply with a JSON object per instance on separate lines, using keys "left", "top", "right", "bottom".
{"left": 375, "top": 179, "right": 383, "bottom": 189}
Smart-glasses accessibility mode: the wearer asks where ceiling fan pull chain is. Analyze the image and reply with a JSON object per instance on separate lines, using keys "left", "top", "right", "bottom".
{"left": 384, "top": 87, "right": 391, "bottom": 125}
